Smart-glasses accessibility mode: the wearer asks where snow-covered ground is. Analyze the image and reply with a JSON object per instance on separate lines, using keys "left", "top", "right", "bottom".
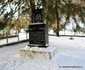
{"left": 0, "top": 36, "right": 85, "bottom": 70}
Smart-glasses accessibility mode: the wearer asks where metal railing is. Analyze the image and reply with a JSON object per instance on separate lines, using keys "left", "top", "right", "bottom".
{"left": 0, "top": 32, "right": 29, "bottom": 46}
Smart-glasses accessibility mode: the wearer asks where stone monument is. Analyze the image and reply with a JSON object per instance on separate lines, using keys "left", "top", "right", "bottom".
{"left": 29, "top": 23, "right": 48, "bottom": 48}
{"left": 20, "top": 9, "right": 57, "bottom": 60}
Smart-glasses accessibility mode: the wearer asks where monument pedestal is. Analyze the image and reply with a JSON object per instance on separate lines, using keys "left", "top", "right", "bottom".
{"left": 20, "top": 46, "right": 57, "bottom": 60}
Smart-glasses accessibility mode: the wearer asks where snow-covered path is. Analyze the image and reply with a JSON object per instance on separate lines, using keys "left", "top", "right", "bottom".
{"left": 0, "top": 36, "right": 85, "bottom": 70}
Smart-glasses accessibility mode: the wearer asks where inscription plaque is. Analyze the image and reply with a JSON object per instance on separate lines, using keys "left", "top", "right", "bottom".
{"left": 29, "top": 23, "right": 48, "bottom": 47}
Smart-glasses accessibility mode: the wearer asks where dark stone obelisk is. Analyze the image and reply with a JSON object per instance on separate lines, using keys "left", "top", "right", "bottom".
{"left": 28, "top": 9, "right": 49, "bottom": 48}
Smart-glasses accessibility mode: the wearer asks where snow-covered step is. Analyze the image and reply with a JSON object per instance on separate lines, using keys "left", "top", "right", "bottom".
{"left": 20, "top": 46, "right": 57, "bottom": 60}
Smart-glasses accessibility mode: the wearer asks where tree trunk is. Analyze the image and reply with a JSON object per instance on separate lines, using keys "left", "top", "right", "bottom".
{"left": 18, "top": 0, "right": 21, "bottom": 18}
{"left": 56, "top": 1, "right": 60, "bottom": 37}
{"left": 29, "top": 0, "right": 35, "bottom": 23}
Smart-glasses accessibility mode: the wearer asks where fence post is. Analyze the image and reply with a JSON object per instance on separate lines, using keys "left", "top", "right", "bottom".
{"left": 17, "top": 30, "right": 19, "bottom": 41}
{"left": 26, "top": 32, "right": 28, "bottom": 39}
{"left": 6, "top": 32, "right": 8, "bottom": 44}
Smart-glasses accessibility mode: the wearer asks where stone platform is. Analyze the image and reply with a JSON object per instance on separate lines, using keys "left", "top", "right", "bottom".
{"left": 20, "top": 46, "right": 57, "bottom": 60}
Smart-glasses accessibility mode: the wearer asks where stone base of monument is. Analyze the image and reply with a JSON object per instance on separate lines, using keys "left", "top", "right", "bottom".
{"left": 20, "top": 46, "right": 57, "bottom": 60}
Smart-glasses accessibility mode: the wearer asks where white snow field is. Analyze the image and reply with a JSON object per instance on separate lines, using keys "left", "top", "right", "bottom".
{"left": 0, "top": 36, "right": 85, "bottom": 70}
